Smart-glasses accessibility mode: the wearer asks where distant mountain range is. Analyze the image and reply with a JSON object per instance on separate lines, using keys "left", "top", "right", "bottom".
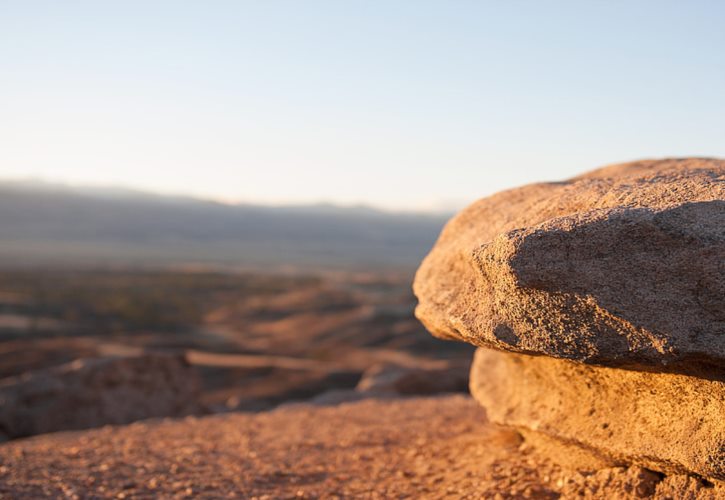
{"left": 0, "top": 181, "right": 452, "bottom": 270}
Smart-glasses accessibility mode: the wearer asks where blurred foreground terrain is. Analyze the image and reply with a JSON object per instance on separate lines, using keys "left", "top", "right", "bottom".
{"left": 0, "top": 267, "right": 472, "bottom": 439}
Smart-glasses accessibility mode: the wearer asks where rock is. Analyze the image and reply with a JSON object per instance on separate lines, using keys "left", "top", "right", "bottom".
{"left": 558, "top": 466, "right": 722, "bottom": 499}
{"left": 301, "top": 361, "right": 471, "bottom": 406}
{"left": 413, "top": 158, "right": 725, "bottom": 370}
{"left": 653, "top": 474, "right": 722, "bottom": 500}
{"left": 355, "top": 361, "right": 469, "bottom": 395}
{"left": 559, "top": 466, "right": 662, "bottom": 499}
{"left": 469, "top": 347, "right": 725, "bottom": 481}
{"left": 0, "top": 354, "right": 201, "bottom": 438}
{"left": 307, "top": 389, "right": 371, "bottom": 405}
{"left": 3, "top": 393, "right": 722, "bottom": 498}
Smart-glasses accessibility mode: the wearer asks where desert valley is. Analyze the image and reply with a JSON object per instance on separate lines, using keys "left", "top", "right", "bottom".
{"left": 0, "top": 158, "right": 722, "bottom": 498}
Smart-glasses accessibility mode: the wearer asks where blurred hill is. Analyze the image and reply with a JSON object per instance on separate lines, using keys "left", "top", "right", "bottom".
{"left": 0, "top": 181, "right": 450, "bottom": 270}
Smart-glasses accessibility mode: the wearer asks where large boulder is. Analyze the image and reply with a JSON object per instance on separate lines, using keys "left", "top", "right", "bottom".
{"left": 414, "top": 158, "right": 724, "bottom": 371}
{"left": 470, "top": 347, "right": 725, "bottom": 481}
{"left": 0, "top": 354, "right": 201, "bottom": 439}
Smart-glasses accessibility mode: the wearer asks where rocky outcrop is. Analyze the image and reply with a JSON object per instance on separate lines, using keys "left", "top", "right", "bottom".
{"left": 0, "top": 354, "right": 201, "bottom": 439}
{"left": 3, "top": 395, "right": 721, "bottom": 498}
{"left": 414, "top": 158, "right": 724, "bottom": 371}
{"left": 414, "top": 158, "right": 725, "bottom": 486}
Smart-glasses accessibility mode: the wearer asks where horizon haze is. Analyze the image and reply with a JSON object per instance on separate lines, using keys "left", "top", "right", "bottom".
{"left": 0, "top": 178, "right": 450, "bottom": 269}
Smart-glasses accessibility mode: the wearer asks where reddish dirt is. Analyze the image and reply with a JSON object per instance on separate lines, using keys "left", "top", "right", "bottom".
{"left": 0, "top": 396, "right": 719, "bottom": 499}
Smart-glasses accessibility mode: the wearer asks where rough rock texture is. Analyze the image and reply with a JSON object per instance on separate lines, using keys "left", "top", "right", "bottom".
{"left": 0, "top": 354, "right": 201, "bottom": 439}
{"left": 560, "top": 466, "right": 716, "bottom": 499}
{"left": 470, "top": 348, "right": 725, "bottom": 481}
{"left": 414, "top": 158, "right": 725, "bottom": 370}
{"left": 1, "top": 395, "right": 720, "bottom": 499}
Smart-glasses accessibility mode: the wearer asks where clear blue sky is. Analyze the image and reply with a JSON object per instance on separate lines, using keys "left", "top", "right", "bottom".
{"left": 1, "top": 1, "right": 723, "bottom": 211}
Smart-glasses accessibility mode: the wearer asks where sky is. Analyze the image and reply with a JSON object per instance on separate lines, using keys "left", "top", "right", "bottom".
{"left": 1, "top": 1, "right": 724, "bottom": 212}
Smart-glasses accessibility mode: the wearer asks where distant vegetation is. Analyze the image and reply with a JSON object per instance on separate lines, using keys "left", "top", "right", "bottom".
{"left": 0, "top": 269, "right": 473, "bottom": 410}
{"left": 0, "top": 270, "right": 320, "bottom": 336}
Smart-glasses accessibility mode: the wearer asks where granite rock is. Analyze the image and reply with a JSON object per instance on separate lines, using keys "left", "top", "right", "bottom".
{"left": 470, "top": 347, "right": 725, "bottom": 481}
{"left": 414, "top": 158, "right": 724, "bottom": 370}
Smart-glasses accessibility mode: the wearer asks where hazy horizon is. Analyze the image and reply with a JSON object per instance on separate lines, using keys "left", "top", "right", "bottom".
{"left": 0, "top": 176, "right": 461, "bottom": 214}
{"left": 2, "top": 1, "right": 724, "bottom": 210}
{"left": 2, "top": 154, "right": 721, "bottom": 214}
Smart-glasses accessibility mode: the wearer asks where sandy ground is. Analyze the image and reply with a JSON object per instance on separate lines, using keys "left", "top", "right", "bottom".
{"left": 0, "top": 395, "right": 720, "bottom": 499}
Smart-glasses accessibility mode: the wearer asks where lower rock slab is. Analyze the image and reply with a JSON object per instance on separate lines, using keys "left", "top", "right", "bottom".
{"left": 470, "top": 348, "right": 725, "bottom": 482}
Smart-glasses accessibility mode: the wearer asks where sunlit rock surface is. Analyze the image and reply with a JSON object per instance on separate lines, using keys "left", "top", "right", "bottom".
{"left": 470, "top": 347, "right": 725, "bottom": 481}
{"left": 414, "top": 158, "right": 724, "bottom": 371}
